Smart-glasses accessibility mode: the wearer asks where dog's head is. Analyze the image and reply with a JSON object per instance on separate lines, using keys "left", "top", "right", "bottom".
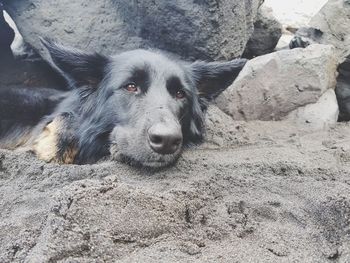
{"left": 42, "top": 39, "right": 246, "bottom": 167}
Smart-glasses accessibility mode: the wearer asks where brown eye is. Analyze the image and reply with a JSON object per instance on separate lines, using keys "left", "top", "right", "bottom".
{"left": 125, "top": 83, "right": 139, "bottom": 93}
{"left": 175, "top": 90, "right": 186, "bottom": 99}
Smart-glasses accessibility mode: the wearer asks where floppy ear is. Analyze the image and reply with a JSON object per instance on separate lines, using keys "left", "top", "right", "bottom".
{"left": 185, "top": 59, "right": 247, "bottom": 143}
{"left": 40, "top": 38, "right": 109, "bottom": 88}
{"left": 190, "top": 58, "right": 247, "bottom": 102}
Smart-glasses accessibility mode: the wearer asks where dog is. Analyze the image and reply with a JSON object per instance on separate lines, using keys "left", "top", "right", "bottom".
{"left": 0, "top": 39, "right": 247, "bottom": 167}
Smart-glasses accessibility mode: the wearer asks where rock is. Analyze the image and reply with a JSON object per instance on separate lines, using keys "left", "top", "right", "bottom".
{"left": 308, "top": 0, "right": 350, "bottom": 59}
{"left": 263, "top": 0, "right": 328, "bottom": 52}
{"left": 335, "top": 55, "right": 350, "bottom": 121}
{"left": 274, "top": 32, "right": 294, "bottom": 51}
{"left": 286, "top": 89, "right": 339, "bottom": 129}
{"left": 289, "top": 27, "right": 323, "bottom": 49}
{"left": 216, "top": 44, "right": 338, "bottom": 121}
{"left": 243, "top": 6, "right": 282, "bottom": 58}
{"left": 3, "top": 0, "right": 262, "bottom": 61}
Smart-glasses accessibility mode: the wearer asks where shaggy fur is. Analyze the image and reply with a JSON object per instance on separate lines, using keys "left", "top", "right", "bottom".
{"left": 0, "top": 39, "right": 247, "bottom": 167}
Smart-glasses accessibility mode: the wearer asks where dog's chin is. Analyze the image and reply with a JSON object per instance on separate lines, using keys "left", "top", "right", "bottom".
{"left": 116, "top": 154, "right": 180, "bottom": 169}
{"left": 110, "top": 143, "right": 181, "bottom": 168}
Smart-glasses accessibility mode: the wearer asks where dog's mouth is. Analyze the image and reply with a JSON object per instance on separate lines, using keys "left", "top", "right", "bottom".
{"left": 110, "top": 143, "right": 181, "bottom": 168}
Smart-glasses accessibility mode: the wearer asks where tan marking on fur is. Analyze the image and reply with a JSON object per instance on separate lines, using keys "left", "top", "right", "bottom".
{"left": 32, "top": 117, "right": 78, "bottom": 164}
{"left": 32, "top": 120, "right": 60, "bottom": 163}
{"left": 60, "top": 146, "right": 77, "bottom": 164}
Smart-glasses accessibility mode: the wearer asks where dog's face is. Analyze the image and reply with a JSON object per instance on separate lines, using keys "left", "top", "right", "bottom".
{"left": 43, "top": 40, "right": 246, "bottom": 167}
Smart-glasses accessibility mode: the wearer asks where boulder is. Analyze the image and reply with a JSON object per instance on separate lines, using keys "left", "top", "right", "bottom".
{"left": 3, "top": 0, "right": 262, "bottom": 61}
{"left": 291, "top": 0, "right": 350, "bottom": 57}
{"left": 286, "top": 89, "right": 339, "bottom": 129}
{"left": 274, "top": 31, "right": 294, "bottom": 51}
{"left": 263, "top": 0, "right": 328, "bottom": 51}
{"left": 289, "top": 27, "right": 323, "bottom": 49}
{"left": 216, "top": 44, "right": 339, "bottom": 121}
{"left": 243, "top": 6, "right": 282, "bottom": 58}
{"left": 308, "top": 0, "right": 350, "bottom": 59}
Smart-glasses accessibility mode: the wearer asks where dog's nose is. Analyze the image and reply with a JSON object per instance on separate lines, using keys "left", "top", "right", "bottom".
{"left": 148, "top": 123, "right": 183, "bottom": 155}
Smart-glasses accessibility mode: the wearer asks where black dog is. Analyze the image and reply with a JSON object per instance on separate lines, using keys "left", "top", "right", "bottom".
{"left": 0, "top": 39, "right": 246, "bottom": 167}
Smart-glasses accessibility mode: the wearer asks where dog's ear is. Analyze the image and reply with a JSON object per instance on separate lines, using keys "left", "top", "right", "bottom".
{"left": 40, "top": 38, "right": 109, "bottom": 88}
{"left": 186, "top": 59, "right": 247, "bottom": 142}
{"left": 190, "top": 59, "right": 247, "bottom": 102}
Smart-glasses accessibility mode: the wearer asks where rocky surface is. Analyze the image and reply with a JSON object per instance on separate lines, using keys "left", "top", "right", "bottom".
{"left": 309, "top": 0, "right": 350, "bottom": 59}
{"left": 3, "top": 0, "right": 262, "bottom": 61}
{"left": 1, "top": 106, "right": 350, "bottom": 263}
{"left": 292, "top": 0, "right": 350, "bottom": 59}
{"left": 287, "top": 0, "right": 350, "bottom": 124}
{"left": 264, "top": 0, "right": 328, "bottom": 51}
{"left": 243, "top": 6, "right": 282, "bottom": 58}
{"left": 216, "top": 44, "right": 339, "bottom": 122}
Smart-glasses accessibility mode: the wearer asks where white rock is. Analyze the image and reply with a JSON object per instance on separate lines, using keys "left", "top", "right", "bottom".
{"left": 286, "top": 89, "right": 339, "bottom": 129}
{"left": 216, "top": 44, "right": 338, "bottom": 121}
{"left": 275, "top": 33, "right": 294, "bottom": 51}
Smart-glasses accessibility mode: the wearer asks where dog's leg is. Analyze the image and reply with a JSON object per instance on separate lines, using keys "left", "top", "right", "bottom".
{"left": 32, "top": 113, "right": 78, "bottom": 164}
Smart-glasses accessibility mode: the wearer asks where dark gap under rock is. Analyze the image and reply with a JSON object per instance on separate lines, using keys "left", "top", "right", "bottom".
{"left": 0, "top": 3, "right": 66, "bottom": 91}
{"left": 335, "top": 55, "right": 350, "bottom": 122}
{"left": 0, "top": 2, "right": 14, "bottom": 60}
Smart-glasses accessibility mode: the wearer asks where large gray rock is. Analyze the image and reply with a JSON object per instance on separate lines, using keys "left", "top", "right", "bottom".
{"left": 243, "top": 6, "right": 282, "bottom": 58}
{"left": 216, "top": 44, "right": 339, "bottom": 121}
{"left": 308, "top": 0, "right": 350, "bottom": 59}
{"left": 3, "top": 0, "right": 262, "bottom": 61}
{"left": 290, "top": 0, "right": 350, "bottom": 57}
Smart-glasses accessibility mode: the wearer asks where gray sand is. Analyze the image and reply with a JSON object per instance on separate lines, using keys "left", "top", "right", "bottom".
{"left": 1, "top": 106, "right": 350, "bottom": 262}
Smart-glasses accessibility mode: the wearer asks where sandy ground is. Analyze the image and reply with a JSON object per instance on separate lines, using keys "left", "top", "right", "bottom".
{"left": 1, "top": 105, "right": 350, "bottom": 262}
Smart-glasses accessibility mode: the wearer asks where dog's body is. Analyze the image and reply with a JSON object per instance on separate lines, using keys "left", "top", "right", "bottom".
{"left": 0, "top": 40, "right": 246, "bottom": 167}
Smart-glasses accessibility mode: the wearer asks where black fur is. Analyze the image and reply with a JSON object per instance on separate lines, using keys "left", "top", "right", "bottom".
{"left": 0, "top": 87, "right": 66, "bottom": 148}
{"left": 0, "top": 39, "right": 247, "bottom": 167}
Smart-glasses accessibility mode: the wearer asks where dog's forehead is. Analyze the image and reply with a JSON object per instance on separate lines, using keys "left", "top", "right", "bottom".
{"left": 110, "top": 49, "right": 186, "bottom": 78}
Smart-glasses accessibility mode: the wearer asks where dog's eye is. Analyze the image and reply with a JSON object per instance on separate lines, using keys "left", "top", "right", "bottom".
{"left": 124, "top": 83, "right": 139, "bottom": 93}
{"left": 175, "top": 90, "right": 186, "bottom": 99}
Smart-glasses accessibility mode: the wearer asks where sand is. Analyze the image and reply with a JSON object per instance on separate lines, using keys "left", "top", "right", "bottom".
{"left": 1, "top": 105, "right": 350, "bottom": 262}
